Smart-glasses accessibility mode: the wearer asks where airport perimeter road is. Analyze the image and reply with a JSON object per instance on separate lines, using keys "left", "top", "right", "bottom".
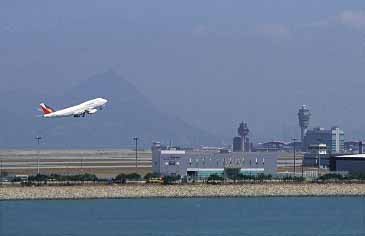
{"left": 0, "top": 150, "right": 152, "bottom": 178}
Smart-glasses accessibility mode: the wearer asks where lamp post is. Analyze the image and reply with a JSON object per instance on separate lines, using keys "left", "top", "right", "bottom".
{"left": 80, "top": 157, "right": 84, "bottom": 174}
{"left": 35, "top": 136, "right": 42, "bottom": 175}
{"left": 292, "top": 138, "right": 297, "bottom": 176}
{"left": 301, "top": 144, "right": 304, "bottom": 178}
{"left": 317, "top": 138, "right": 321, "bottom": 176}
{"left": 133, "top": 137, "right": 139, "bottom": 170}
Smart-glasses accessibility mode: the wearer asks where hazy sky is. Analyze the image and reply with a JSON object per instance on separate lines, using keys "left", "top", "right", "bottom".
{"left": 2, "top": 1, "right": 365, "bottom": 142}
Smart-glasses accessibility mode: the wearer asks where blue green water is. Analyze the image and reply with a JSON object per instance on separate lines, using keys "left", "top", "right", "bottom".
{"left": 1, "top": 197, "right": 365, "bottom": 236}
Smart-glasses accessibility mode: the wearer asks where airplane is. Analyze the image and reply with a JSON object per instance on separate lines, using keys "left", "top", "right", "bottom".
{"left": 39, "top": 98, "right": 108, "bottom": 118}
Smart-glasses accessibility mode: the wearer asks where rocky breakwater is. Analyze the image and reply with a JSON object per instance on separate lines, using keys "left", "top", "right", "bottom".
{"left": 1, "top": 183, "right": 365, "bottom": 201}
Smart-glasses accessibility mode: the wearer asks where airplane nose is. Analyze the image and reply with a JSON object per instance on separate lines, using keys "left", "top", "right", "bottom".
{"left": 103, "top": 99, "right": 108, "bottom": 104}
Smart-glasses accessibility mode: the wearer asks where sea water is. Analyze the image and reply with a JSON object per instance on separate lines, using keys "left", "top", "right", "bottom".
{"left": 1, "top": 197, "right": 365, "bottom": 236}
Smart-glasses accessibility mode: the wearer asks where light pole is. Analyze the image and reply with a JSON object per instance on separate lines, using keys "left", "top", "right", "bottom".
{"left": 317, "top": 138, "right": 321, "bottom": 176}
{"left": 292, "top": 138, "right": 297, "bottom": 176}
{"left": 301, "top": 143, "right": 304, "bottom": 178}
{"left": 80, "top": 157, "right": 84, "bottom": 174}
{"left": 35, "top": 136, "right": 42, "bottom": 175}
{"left": 133, "top": 137, "right": 138, "bottom": 170}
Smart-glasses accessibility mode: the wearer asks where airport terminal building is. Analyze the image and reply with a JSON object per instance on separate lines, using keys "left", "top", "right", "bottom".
{"left": 330, "top": 154, "right": 365, "bottom": 174}
{"left": 303, "top": 127, "right": 345, "bottom": 154}
{"left": 152, "top": 143, "right": 279, "bottom": 179}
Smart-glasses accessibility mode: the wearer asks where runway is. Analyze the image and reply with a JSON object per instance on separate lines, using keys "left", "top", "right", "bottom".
{"left": 0, "top": 149, "right": 152, "bottom": 178}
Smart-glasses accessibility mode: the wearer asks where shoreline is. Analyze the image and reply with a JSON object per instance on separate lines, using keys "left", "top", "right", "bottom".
{"left": 2, "top": 195, "right": 365, "bottom": 202}
{"left": 1, "top": 183, "right": 365, "bottom": 201}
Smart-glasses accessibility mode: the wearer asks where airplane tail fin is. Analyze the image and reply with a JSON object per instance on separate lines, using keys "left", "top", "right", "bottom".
{"left": 39, "top": 103, "right": 55, "bottom": 114}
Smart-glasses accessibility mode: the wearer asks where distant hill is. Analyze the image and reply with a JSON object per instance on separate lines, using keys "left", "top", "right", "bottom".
{"left": 0, "top": 71, "right": 220, "bottom": 148}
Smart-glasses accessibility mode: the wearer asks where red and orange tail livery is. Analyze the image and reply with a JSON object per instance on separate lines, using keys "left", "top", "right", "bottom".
{"left": 40, "top": 103, "right": 55, "bottom": 114}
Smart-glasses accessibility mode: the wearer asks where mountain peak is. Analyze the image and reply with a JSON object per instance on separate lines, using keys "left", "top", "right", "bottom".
{"left": 67, "top": 70, "right": 140, "bottom": 102}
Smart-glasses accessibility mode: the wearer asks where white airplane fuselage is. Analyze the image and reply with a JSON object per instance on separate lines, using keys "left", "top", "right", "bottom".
{"left": 41, "top": 98, "right": 108, "bottom": 118}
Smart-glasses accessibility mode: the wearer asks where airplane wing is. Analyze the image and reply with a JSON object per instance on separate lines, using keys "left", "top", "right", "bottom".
{"left": 73, "top": 108, "right": 98, "bottom": 116}
{"left": 86, "top": 108, "right": 98, "bottom": 114}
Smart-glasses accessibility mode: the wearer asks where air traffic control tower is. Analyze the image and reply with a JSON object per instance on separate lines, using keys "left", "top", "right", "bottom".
{"left": 298, "top": 105, "right": 311, "bottom": 143}
{"left": 238, "top": 122, "right": 250, "bottom": 152}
